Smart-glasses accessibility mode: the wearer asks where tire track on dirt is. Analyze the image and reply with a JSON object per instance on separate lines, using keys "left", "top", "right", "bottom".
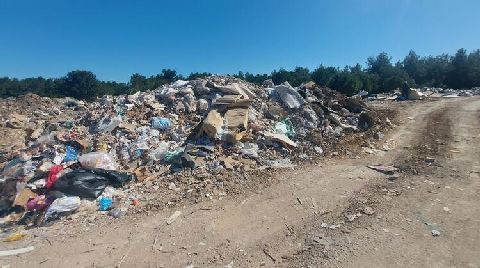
{"left": 290, "top": 100, "right": 462, "bottom": 268}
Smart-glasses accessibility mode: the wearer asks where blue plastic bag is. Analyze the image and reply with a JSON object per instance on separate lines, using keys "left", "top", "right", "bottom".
{"left": 63, "top": 146, "right": 78, "bottom": 162}
{"left": 98, "top": 197, "right": 113, "bottom": 211}
{"left": 151, "top": 117, "right": 172, "bottom": 130}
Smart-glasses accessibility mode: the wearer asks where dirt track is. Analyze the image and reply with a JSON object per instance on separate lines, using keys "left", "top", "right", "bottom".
{"left": 2, "top": 97, "right": 480, "bottom": 268}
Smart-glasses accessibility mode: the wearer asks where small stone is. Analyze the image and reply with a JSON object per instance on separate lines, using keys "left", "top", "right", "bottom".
{"left": 346, "top": 214, "right": 357, "bottom": 222}
{"left": 363, "top": 206, "right": 375, "bottom": 215}
{"left": 431, "top": 230, "right": 441, "bottom": 236}
{"left": 387, "top": 174, "right": 401, "bottom": 181}
{"left": 443, "top": 207, "right": 450, "bottom": 212}
{"left": 425, "top": 157, "right": 435, "bottom": 164}
{"left": 373, "top": 132, "right": 384, "bottom": 140}
{"left": 109, "top": 208, "right": 127, "bottom": 218}
{"left": 314, "top": 146, "right": 323, "bottom": 154}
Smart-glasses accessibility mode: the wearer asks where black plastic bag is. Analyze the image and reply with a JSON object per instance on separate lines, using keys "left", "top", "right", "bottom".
{"left": 89, "top": 168, "right": 135, "bottom": 188}
{"left": 53, "top": 169, "right": 135, "bottom": 198}
{"left": 53, "top": 169, "right": 109, "bottom": 198}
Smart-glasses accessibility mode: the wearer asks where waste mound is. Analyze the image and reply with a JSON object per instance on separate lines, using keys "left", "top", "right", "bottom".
{"left": 0, "top": 76, "right": 384, "bottom": 227}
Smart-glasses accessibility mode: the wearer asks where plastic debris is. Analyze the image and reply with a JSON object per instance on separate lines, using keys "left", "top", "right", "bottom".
{"left": 53, "top": 169, "right": 134, "bottom": 198}
{"left": 26, "top": 195, "right": 54, "bottom": 211}
{"left": 45, "top": 196, "right": 81, "bottom": 221}
{"left": 0, "top": 246, "right": 35, "bottom": 257}
{"left": 166, "top": 210, "right": 182, "bottom": 225}
{"left": 273, "top": 119, "right": 296, "bottom": 138}
{"left": 108, "top": 207, "right": 127, "bottom": 218}
{"left": 4, "top": 232, "right": 27, "bottom": 242}
{"left": 63, "top": 145, "right": 78, "bottom": 162}
{"left": 274, "top": 82, "right": 305, "bottom": 109}
{"left": 98, "top": 197, "right": 113, "bottom": 211}
{"left": 151, "top": 117, "right": 172, "bottom": 130}
{"left": 46, "top": 165, "right": 64, "bottom": 189}
{"left": 78, "top": 152, "right": 118, "bottom": 170}
{"left": 368, "top": 165, "right": 399, "bottom": 174}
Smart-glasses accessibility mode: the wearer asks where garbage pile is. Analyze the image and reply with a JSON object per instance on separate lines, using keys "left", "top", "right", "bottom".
{"left": 368, "top": 87, "right": 480, "bottom": 101}
{"left": 0, "top": 76, "right": 382, "bottom": 227}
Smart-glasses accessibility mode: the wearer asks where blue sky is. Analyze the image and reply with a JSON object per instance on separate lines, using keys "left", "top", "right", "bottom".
{"left": 1, "top": 0, "right": 479, "bottom": 82}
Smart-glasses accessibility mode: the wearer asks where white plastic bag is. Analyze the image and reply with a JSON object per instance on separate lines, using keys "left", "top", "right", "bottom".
{"left": 45, "top": 196, "right": 81, "bottom": 220}
{"left": 78, "top": 152, "right": 118, "bottom": 170}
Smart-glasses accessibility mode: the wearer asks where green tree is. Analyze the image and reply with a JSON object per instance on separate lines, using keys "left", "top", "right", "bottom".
{"left": 467, "top": 49, "right": 480, "bottom": 87}
{"left": 311, "top": 65, "right": 338, "bottom": 86}
{"left": 61, "top": 70, "right": 99, "bottom": 100}
{"left": 161, "top": 69, "right": 178, "bottom": 83}
{"left": 403, "top": 50, "right": 427, "bottom": 85}
{"left": 446, "top": 48, "right": 470, "bottom": 88}
{"left": 129, "top": 73, "right": 147, "bottom": 93}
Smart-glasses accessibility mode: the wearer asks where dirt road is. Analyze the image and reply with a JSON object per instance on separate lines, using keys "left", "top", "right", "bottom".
{"left": 3, "top": 97, "right": 480, "bottom": 268}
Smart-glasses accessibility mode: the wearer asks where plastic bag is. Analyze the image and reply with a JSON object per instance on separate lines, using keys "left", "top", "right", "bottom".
{"left": 26, "top": 195, "right": 54, "bottom": 211}
{"left": 151, "top": 117, "right": 172, "bottom": 130}
{"left": 240, "top": 142, "right": 259, "bottom": 158}
{"left": 273, "top": 119, "right": 296, "bottom": 138}
{"left": 163, "top": 148, "right": 184, "bottom": 163}
{"left": 96, "top": 115, "right": 122, "bottom": 133}
{"left": 98, "top": 197, "right": 112, "bottom": 211}
{"left": 63, "top": 145, "right": 78, "bottom": 162}
{"left": 149, "top": 142, "right": 169, "bottom": 161}
{"left": 45, "top": 196, "right": 81, "bottom": 221}
{"left": 4, "top": 233, "right": 26, "bottom": 242}
{"left": 78, "top": 152, "right": 118, "bottom": 170}
{"left": 46, "top": 165, "right": 64, "bottom": 189}
{"left": 53, "top": 169, "right": 134, "bottom": 198}
{"left": 53, "top": 170, "right": 110, "bottom": 198}
{"left": 90, "top": 168, "right": 135, "bottom": 188}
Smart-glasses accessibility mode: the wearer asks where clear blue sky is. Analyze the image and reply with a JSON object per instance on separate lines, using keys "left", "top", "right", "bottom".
{"left": 1, "top": 0, "right": 479, "bottom": 82}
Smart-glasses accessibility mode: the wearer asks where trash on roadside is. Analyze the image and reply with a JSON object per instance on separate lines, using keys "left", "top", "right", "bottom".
{"left": 45, "top": 196, "right": 81, "bottom": 221}
{"left": 46, "top": 165, "right": 64, "bottom": 189}
{"left": 0, "top": 246, "right": 35, "bottom": 257}
{"left": 78, "top": 152, "right": 118, "bottom": 170}
{"left": 64, "top": 145, "right": 78, "bottom": 162}
{"left": 151, "top": 117, "right": 172, "bottom": 130}
{"left": 108, "top": 207, "right": 127, "bottom": 218}
{"left": 53, "top": 169, "right": 134, "bottom": 198}
{"left": 0, "top": 76, "right": 404, "bottom": 228}
{"left": 98, "top": 196, "right": 113, "bottom": 211}
{"left": 368, "top": 165, "right": 399, "bottom": 175}
{"left": 166, "top": 210, "right": 182, "bottom": 225}
{"left": 4, "top": 232, "right": 27, "bottom": 242}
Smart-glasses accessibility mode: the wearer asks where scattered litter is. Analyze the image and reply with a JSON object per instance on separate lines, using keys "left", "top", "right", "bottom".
{"left": 45, "top": 196, "right": 81, "bottom": 221}
{"left": 431, "top": 230, "right": 441, "bottom": 236}
{"left": 0, "top": 246, "right": 35, "bottom": 257}
{"left": 98, "top": 197, "right": 113, "bottom": 211}
{"left": 368, "top": 165, "right": 398, "bottom": 174}
{"left": 166, "top": 210, "right": 182, "bottom": 225}
{"left": 4, "top": 232, "right": 26, "bottom": 242}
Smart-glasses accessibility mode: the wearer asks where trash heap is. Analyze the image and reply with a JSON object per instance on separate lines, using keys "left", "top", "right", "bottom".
{"left": 368, "top": 87, "right": 480, "bottom": 100}
{"left": 0, "top": 76, "right": 379, "bottom": 227}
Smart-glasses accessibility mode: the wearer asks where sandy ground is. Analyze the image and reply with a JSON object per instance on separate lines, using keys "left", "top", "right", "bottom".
{"left": 1, "top": 97, "right": 480, "bottom": 268}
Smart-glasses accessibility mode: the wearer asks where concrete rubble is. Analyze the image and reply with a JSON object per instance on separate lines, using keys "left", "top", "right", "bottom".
{"left": 0, "top": 75, "right": 430, "bottom": 230}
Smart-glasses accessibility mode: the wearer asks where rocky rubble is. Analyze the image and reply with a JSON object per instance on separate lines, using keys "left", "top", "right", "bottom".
{"left": 0, "top": 76, "right": 388, "bottom": 230}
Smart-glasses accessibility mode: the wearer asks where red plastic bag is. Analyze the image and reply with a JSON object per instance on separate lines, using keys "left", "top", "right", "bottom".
{"left": 46, "top": 165, "right": 64, "bottom": 189}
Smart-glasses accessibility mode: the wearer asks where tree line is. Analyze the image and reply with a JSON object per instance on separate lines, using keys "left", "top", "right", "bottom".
{"left": 1, "top": 48, "right": 479, "bottom": 100}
